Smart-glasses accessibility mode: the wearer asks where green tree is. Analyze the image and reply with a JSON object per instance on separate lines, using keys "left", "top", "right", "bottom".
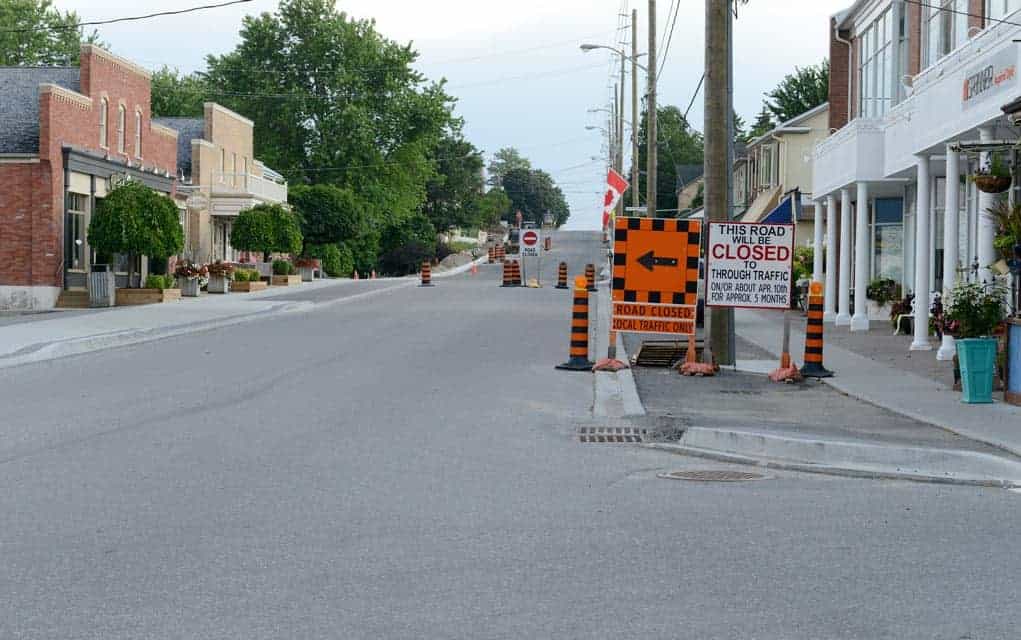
{"left": 486, "top": 147, "right": 531, "bottom": 188}
{"left": 230, "top": 203, "right": 302, "bottom": 261}
{"left": 289, "top": 183, "right": 365, "bottom": 250}
{"left": 747, "top": 105, "right": 774, "bottom": 140}
{"left": 764, "top": 60, "right": 829, "bottom": 123}
{"left": 477, "top": 188, "right": 512, "bottom": 228}
{"left": 0, "top": 0, "right": 103, "bottom": 66}
{"left": 633, "top": 105, "right": 704, "bottom": 215}
{"left": 378, "top": 213, "right": 436, "bottom": 275}
{"left": 150, "top": 67, "right": 209, "bottom": 117}
{"left": 502, "top": 168, "right": 570, "bottom": 227}
{"left": 423, "top": 132, "right": 484, "bottom": 232}
{"left": 87, "top": 180, "right": 183, "bottom": 288}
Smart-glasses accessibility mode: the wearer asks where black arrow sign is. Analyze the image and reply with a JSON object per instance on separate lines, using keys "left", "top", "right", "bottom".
{"left": 636, "top": 250, "right": 678, "bottom": 272}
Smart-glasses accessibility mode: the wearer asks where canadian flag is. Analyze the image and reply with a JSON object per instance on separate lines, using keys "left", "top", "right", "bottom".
{"left": 602, "top": 168, "right": 629, "bottom": 230}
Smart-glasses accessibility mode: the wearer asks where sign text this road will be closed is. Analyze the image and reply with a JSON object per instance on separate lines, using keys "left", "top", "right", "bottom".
{"left": 706, "top": 222, "right": 795, "bottom": 310}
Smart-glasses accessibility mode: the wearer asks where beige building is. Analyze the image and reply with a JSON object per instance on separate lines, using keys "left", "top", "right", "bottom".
{"left": 737, "top": 102, "right": 829, "bottom": 246}
{"left": 156, "top": 103, "right": 287, "bottom": 263}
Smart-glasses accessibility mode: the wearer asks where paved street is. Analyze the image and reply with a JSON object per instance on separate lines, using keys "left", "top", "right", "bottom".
{"left": 2, "top": 231, "right": 1020, "bottom": 639}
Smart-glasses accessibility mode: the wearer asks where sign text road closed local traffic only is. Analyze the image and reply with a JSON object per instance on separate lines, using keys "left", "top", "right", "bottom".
{"left": 706, "top": 222, "right": 795, "bottom": 310}
{"left": 520, "top": 229, "right": 541, "bottom": 257}
{"left": 611, "top": 301, "right": 696, "bottom": 336}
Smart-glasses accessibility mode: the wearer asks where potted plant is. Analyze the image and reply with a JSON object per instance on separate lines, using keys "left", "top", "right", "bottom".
{"left": 866, "top": 278, "right": 900, "bottom": 320}
{"left": 174, "top": 260, "right": 208, "bottom": 297}
{"left": 207, "top": 261, "right": 234, "bottom": 294}
{"left": 295, "top": 256, "right": 319, "bottom": 282}
{"left": 944, "top": 281, "right": 1009, "bottom": 403}
{"left": 118, "top": 274, "right": 180, "bottom": 305}
{"left": 230, "top": 268, "right": 268, "bottom": 292}
{"left": 271, "top": 259, "right": 301, "bottom": 286}
{"left": 970, "top": 153, "right": 1013, "bottom": 194}
{"left": 889, "top": 293, "right": 915, "bottom": 334}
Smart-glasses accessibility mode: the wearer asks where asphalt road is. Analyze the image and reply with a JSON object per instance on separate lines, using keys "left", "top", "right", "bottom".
{"left": 2, "top": 231, "right": 1019, "bottom": 639}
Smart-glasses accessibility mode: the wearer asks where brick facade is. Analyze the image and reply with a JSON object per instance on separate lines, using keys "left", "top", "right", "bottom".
{"left": 828, "top": 18, "right": 851, "bottom": 132}
{"left": 0, "top": 45, "right": 178, "bottom": 308}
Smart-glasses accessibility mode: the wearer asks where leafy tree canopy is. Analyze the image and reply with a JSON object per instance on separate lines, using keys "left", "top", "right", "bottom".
{"left": 486, "top": 147, "right": 531, "bottom": 188}
{"left": 632, "top": 105, "right": 704, "bottom": 215}
{"left": 289, "top": 183, "right": 365, "bottom": 249}
{"left": 230, "top": 203, "right": 302, "bottom": 260}
{"left": 747, "top": 104, "right": 775, "bottom": 141}
{"left": 477, "top": 188, "right": 512, "bottom": 229}
{"left": 764, "top": 59, "right": 829, "bottom": 123}
{"left": 502, "top": 168, "right": 570, "bottom": 227}
{"left": 150, "top": 67, "right": 208, "bottom": 117}
{"left": 0, "top": 0, "right": 103, "bottom": 66}
{"left": 423, "top": 131, "right": 485, "bottom": 232}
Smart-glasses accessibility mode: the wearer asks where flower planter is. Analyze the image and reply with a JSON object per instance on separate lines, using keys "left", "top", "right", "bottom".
{"left": 208, "top": 274, "right": 231, "bottom": 294}
{"left": 972, "top": 175, "right": 1012, "bottom": 194}
{"left": 271, "top": 274, "right": 302, "bottom": 286}
{"left": 957, "top": 338, "right": 998, "bottom": 404}
{"left": 867, "top": 300, "right": 891, "bottom": 321}
{"left": 300, "top": 266, "right": 315, "bottom": 282}
{"left": 177, "top": 277, "right": 201, "bottom": 297}
{"left": 115, "top": 287, "right": 181, "bottom": 306}
{"left": 230, "top": 280, "right": 268, "bottom": 292}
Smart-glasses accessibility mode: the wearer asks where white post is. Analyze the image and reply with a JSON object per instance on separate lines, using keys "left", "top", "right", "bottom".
{"left": 837, "top": 187, "right": 853, "bottom": 326}
{"left": 978, "top": 126, "right": 997, "bottom": 284}
{"left": 937, "top": 146, "right": 961, "bottom": 361}
{"left": 851, "top": 182, "right": 871, "bottom": 331}
{"left": 813, "top": 198, "right": 825, "bottom": 283}
{"left": 912, "top": 154, "right": 933, "bottom": 351}
{"left": 824, "top": 193, "right": 838, "bottom": 322}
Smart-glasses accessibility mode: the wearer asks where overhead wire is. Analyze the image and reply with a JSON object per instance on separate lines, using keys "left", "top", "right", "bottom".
{"left": 0, "top": 0, "right": 255, "bottom": 34}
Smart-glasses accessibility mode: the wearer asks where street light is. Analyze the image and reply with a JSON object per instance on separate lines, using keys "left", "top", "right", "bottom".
{"left": 579, "top": 44, "right": 648, "bottom": 72}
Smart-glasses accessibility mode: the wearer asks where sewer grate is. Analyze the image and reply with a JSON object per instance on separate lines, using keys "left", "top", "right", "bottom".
{"left": 578, "top": 426, "right": 647, "bottom": 443}
{"left": 657, "top": 470, "right": 767, "bottom": 482}
{"left": 717, "top": 390, "right": 764, "bottom": 396}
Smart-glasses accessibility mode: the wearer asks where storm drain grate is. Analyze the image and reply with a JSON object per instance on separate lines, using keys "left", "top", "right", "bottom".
{"left": 717, "top": 390, "right": 764, "bottom": 396}
{"left": 657, "top": 470, "right": 766, "bottom": 482}
{"left": 578, "top": 426, "right": 647, "bottom": 443}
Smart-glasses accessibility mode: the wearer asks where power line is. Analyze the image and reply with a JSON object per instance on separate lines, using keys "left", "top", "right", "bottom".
{"left": 683, "top": 72, "right": 706, "bottom": 124}
{"left": 659, "top": 0, "right": 682, "bottom": 76}
{"left": 901, "top": 0, "right": 1021, "bottom": 28}
{"left": 0, "top": 0, "right": 255, "bottom": 34}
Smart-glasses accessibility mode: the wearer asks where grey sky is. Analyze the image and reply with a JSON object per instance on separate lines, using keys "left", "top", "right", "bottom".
{"left": 59, "top": 0, "right": 851, "bottom": 229}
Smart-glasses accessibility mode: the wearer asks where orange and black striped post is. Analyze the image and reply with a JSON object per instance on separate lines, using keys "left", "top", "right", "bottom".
{"left": 556, "top": 275, "right": 595, "bottom": 371}
{"left": 584, "top": 263, "right": 597, "bottom": 292}
{"left": 420, "top": 261, "right": 434, "bottom": 287}
{"left": 555, "top": 262, "right": 569, "bottom": 289}
{"left": 501, "top": 260, "right": 515, "bottom": 287}
{"left": 800, "top": 282, "right": 833, "bottom": 378}
{"left": 496, "top": 245, "right": 505, "bottom": 262}
{"left": 544, "top": 236, "right": 552, "bottom": 251}
{"left": 511, "top": 260, "right": 522, "bottom": 286}
{"left": 488, "top": 246, "right": 495, "bottom": 264}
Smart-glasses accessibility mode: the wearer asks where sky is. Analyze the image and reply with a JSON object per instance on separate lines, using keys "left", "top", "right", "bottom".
{"left": 57, "top": 0, "right": 852, "bottom": 229}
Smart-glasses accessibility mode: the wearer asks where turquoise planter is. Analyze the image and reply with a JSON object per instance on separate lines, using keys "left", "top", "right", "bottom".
{"left": 957, "top": 338, "right": 997, "bottom": 404}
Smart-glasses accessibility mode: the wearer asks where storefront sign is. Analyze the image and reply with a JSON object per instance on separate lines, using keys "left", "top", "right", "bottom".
{"left": 706, "top": 222, "right": 795, "bottom": 310}
{"left": 963, "top": 48, "right": 1017, "bottom": 110}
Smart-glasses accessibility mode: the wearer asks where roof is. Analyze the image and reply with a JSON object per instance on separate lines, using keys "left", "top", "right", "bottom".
{"left": 675, "top": 164, "right": 704, "bottom": 189}
{"left": 0, "top": 67, "right": 80, "bottom": 154}
{"left": 153, "top": 117, "right": 204, "bottom": 176}
{"left": 746, "top": 102, "right": 829, "bottom": 147}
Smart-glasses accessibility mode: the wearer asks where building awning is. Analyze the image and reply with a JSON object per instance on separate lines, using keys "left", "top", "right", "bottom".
{"left": 759, "top": 190, "right": 802, "bottom": 224}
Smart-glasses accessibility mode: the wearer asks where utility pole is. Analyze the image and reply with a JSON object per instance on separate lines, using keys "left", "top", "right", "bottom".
{"left": 704, "top": 0, "right": 734, "bottom": 365}
{"left": 646, "top": 0, "right": 657, "bottom": 218}
{"left": 631, "top": 8, "right": 639, "bottom": 211}
{"left": 618, "top": 56, "right": 625, "bottom": 220}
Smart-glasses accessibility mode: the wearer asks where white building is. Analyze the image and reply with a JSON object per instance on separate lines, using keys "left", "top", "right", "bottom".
{"left": 812, "top": 0, "right": 1021, "bottom": 357}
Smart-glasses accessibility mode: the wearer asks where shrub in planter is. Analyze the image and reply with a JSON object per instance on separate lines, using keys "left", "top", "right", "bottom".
{"left": 207, "top": 261, "right": 234, "bottom": 294}
{"left": 174, "top": 260, "right": 208, "bottom": 297}
{"left": 970, "top": 153, "right": 1012, "bottom": 194}
{"left": 294, "top": 256, "right": 319, "bottom": 282}
{"left": 307, "top": 243, "right": 346, "bottom": 277}
{"left": 866, "top": 278, "right": 900, "bottom": 307}
{"left": 272, "top": 259, "right": 295, "bottom": 276}
{"left": 944, "top": 281, "right": 1009, "bottom": 403}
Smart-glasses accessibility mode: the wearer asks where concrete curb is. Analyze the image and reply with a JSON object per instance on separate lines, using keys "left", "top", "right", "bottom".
{"left": 644, "top": 427, "right": 1021, "bottom": 488}
{"left": 592, "top": 286, "right": 646, "bottom": 418}
{"left": 432, "top": 253, "right": 488, "bottom": 279}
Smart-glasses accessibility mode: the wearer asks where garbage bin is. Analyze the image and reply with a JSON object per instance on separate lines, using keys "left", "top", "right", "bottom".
{"left": 88, "top": 264, "right": 116, "bottom": 307}
{"left": 1008, "top": 319, "right": 1021, "bottom": 406}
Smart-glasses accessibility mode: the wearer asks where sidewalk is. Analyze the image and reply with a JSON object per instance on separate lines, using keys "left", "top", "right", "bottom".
{"left": 734, "top": 309, "right": 1021, "bottom": 457}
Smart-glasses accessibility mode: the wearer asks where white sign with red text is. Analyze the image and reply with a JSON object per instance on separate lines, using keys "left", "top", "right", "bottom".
{"left": 706, "top": 222, "right": 795, "bottom": 310}
{"left": 520, "top": 228, "right": 542, "bottom": 257}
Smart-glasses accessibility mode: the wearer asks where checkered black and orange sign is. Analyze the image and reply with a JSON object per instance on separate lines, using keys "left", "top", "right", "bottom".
{"left": 611, "top": 217, "right": 701, "bottom": 336}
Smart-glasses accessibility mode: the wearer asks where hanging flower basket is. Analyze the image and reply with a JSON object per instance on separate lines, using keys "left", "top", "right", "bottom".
{"left": 972, "top": 175, "right": 1012, "bottom": 194}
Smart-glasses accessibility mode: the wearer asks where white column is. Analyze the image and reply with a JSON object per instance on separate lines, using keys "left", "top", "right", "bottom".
{"left": 813, "top": 199, "right": 825, "bottom": 282}
{"left": 978, "top": 126, "right": 997, "bottom": 283}
{"left": 912, "top": 154, "right": 933, "bottom": 351}
{"left": 937, "top": 146, "right": 961, "bottom": 361}
{"left": 824, "top": 194, "right": 838, "bottom": 322}
{"left": 851, "top": 182, "right": 871, "bottom": 331}
{"left": 836, "top": 187, "right": 853, "bottom": 326}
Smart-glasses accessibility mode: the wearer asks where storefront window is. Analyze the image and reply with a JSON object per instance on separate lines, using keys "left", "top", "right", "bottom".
{"left": 64, "top": 193, "right": 87, "bottom": 271}
{"left": 873, "top": 198, "right": 904, "bottom": 284}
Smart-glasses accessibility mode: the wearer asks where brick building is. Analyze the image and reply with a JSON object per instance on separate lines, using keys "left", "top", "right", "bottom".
{"left": 0, "top": 45, "right": 179, "bottom": 310}
{"left": 156, "top": 103, "right": 287, "bottom": 264}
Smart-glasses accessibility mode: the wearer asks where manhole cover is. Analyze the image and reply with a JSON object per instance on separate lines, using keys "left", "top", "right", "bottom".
{"left": 578, "top": 426, "right": 646, "bottom": 443}
{"left": 657, "top": 470, "right": 766, "bottom": 482}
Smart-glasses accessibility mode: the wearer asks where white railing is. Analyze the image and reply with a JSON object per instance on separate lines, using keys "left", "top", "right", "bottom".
{"left": 211, "top": 172, "right": 287, "bottom": 203}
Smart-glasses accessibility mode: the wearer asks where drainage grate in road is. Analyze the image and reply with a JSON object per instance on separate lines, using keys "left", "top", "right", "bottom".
{"left": 578, "top": 426, "right": 647, "bottom": 443}
{"left": 717, "top": 390, "right": 764, "bottom": 396}
{"left": 657, "top": 470, "right": 767, "bottom": 482}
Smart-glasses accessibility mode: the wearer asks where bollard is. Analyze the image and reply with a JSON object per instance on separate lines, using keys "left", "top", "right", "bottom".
{"left": 544, "top": 236, "right": 552, "bottom": 251}
{"left": 800, "top": 282, "right": 833, "bottom": 378}
{"left": 511, "top": 260, "right": 522, "bottom": 286}
{"left": 420, "top": 261, "right": 433, "bottom": 287}
{"left": 585, "top": 264, "right": 597, "bottom": 292}
{"left": 501, "top": 260, "right": 515, "bottom": 287}
{"left": 488, "top": 246, "right": 495, "bottom": 264}
{"left": 555, "top": 262, "right": 569, "bottom": 289}
{"left": 556, "top": 276, "right": 595, "bottom": 371}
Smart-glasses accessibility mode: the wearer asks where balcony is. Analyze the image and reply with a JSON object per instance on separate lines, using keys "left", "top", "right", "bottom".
{"left": 210, "top": 171, "right": 288, "bottom": 204}
{"left": 812, "top": 117, "right": 886, "bottom": 197}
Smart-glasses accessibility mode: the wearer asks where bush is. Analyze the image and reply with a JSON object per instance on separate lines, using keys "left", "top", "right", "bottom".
{"left": 231, "top": 204, "right": 303, "bottom": 261}
{"left": 174, "top": 260, "right": 208, "bottom": 279}
{"left": 207, "top": 261, "right": 235, "bottom": 278}
{"left": 866, "top": 278, "right": 900, "bottom": 306}
{"left": 234, "top": 269, "right": 258, "bottom": 282}
{"left": 378, "top": 239, "right": 434, "bottom": 276}
{"left": 308, "top": 243, "right": 348, "bottom": 277}
{"left": 272, "top": 259, "right": 294, "bottom": 275}
{"left": 434, "top": 242, "right": 455, "bottom": 262}
{"left": 144, "top": 274, "right": 176, "bottom": 290}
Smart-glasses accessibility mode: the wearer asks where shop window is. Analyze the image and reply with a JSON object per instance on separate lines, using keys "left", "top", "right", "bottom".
{"left": 64, "top": 193, "right": 88, "bottom": 271}
{"left": 873, "top": 198, "right": 904, "bottom": 285}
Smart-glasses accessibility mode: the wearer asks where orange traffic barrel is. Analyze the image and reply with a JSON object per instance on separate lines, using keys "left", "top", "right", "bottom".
{"left": 420, "top": 262, "right": 433, "bottom": 287}
{"left": 501, "top": 260, "right": 515, "bottom": 287}
{"left": 544, "top": 236, "right": 551, "bottom": 251}
{"left": 555, "top": 262, "right": 569, "bottom": 289}
{"left": 556, "top": 276, "right": 595, "bottom": 371}
{"left": 800, "top": 282, "right": 833, "bottom": 378}
{"left": 511, "top": 260, "right": 522, "bottom": 286}
{"left": 585, "top": 264, "right": 597, "bottom": 292}
{"left": 487, "top": 246, "right": 495, "bottom": 264}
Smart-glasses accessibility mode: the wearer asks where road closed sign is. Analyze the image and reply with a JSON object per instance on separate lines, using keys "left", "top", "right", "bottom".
{"left": 706, "top": 222, "right": 795, "bottom": 310}
{"left": 521, "top": 229, "right": 541, "bottom": 257}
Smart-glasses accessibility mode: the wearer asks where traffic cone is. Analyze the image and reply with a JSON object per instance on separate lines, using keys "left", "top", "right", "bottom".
{"left": 354, "top": 271, "right": 360, "bottom": 281}
{"left": 420, "top": 262, "right": 433, "bottom": 287}
{"left": 501, "top": 261, "right": 515, "bottom": 287}
{"left": 801, "top": 282, "right": 834, "bottom": 378}
{"left": 555, "top": 262, "right": 569, "bottom": 289}
{"left": 556, "top": 276, "right": 595, "bottom": 371}
{"left": 471, "top": 261, "right": 478, "bottom": 276}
